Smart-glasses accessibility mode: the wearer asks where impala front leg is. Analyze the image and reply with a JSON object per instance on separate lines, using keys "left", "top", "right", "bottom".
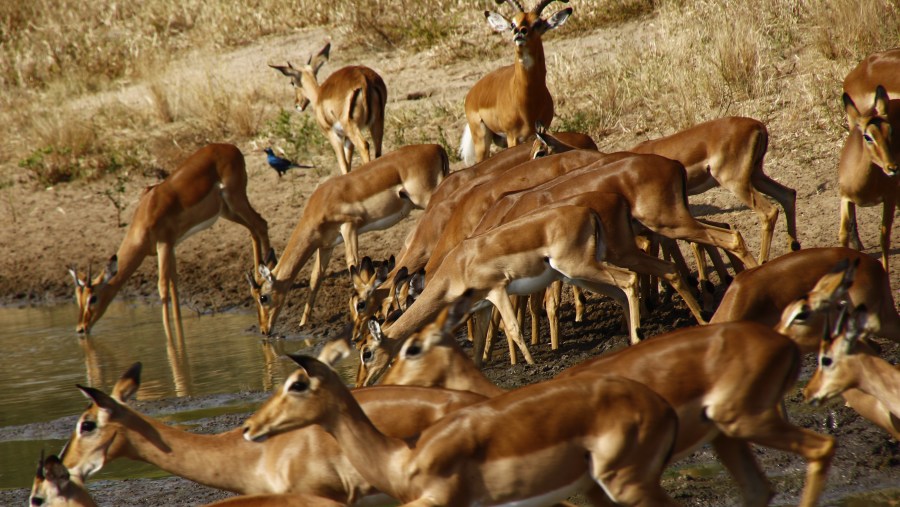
{"left": 839, "top": 196, "right": 863, "bottom": 250}
{"left": 301, "top": 247, "right": 334, "bottom": 327}
{"left": 156, "top": 243, "right": 184, "bottom": 342}
{"left": 486, "top": 287, "right": 535, "bottom": 365}
{"left": 340, "top": 222, "right": 360, "bottom": 270}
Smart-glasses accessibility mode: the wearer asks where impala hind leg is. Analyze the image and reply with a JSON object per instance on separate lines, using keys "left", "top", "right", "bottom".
{"left": 725, "top": 182, "right": 780, "bottom": 264}
{"left": 839, "top": 197, "right": 863, "bottom": 250}
{"left": 486, "top": 287, "right": 535, "bottom": 365}
{"left": 301, "top": 247, "right": 334, "bottom": 327}
{"left": 345, "top": 120, "right": 371, "bottom": 165}
{"left": 753, "top": 174, "right": 800, "bottom": 253}
{"left": 327, "top": 129, "right": 351, "bottom": 175}
{"left": 725, "top": 410, "right": 835, "bottom": 507}
{"left": 712, "top": 436, "right": 773, "bottom": 507}
{"left": 371, "top": 112, "right": 384, "bottom": 159}
{"left": 545, "top": 281, "right": 563, "bottom": 350}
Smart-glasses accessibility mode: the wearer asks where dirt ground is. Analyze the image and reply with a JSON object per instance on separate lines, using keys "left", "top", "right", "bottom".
{"left": 1, "top": 12, "right": 899, "bottom": 507}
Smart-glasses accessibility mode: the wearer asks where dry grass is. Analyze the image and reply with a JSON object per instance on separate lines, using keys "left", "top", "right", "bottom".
{"left": 3, "top": 0, "right": 900, "bottom": 187}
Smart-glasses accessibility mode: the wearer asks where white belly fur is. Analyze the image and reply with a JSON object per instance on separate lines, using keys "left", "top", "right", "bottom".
{"left": 177, "top": 213, "right": 219, "bottom": 246}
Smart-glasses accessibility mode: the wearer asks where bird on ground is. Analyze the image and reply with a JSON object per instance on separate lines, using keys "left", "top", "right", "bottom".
{"left": 264, "top": 147, "right": 313, "bottom": 177}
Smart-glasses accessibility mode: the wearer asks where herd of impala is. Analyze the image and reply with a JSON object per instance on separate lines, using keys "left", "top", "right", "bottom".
{"left": 40, "top": 1, "right": 900, "bottom": 506}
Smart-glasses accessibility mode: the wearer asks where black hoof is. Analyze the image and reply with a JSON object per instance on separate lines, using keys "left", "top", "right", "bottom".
{"left": 791, "top": 240, "right": 801, "bottom": 251}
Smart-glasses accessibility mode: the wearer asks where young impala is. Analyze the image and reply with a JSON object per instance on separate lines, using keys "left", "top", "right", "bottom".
{"left": 68, "top": 144, "right": 270, "bottom": 342}
{"left": 460, "top": 0, "right": 572, "bottom": 165}
{"left": 270, "top": 42, "right": 387, "bottom": 175}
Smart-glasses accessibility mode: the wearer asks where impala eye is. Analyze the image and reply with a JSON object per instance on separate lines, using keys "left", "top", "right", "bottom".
{"left": 820, "top": 356, "right": 833, "bottom": 367}
{"left": 405, "top": 344, "right": 422, "bottom": 357}
{"left": 534, "top": 150, "right": 547, "bottom": 159}
{"left": 863, "top": 133, "right": 874, "bottom": 144}
{"left": 88, "top": 295, "right": 98, "bottom": 305}
{"left": 362, "top": 349, "right": 373, "bottom": 362}
{"left": 31, "top": 497, "right": 45, "bottom": 506}
{"left": 288, "top": 380, "right": 308, "bottom": 392}
{"left": 259, "top": 294, "right": 269, "bottom": 304}
{"left": 356, "top": 300, "right": 366, "bottom": 312}
{"left": 80, "top": 420, "right": 97, "bottom": 433}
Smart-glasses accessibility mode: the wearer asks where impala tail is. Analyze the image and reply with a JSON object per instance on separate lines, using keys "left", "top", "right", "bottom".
{"left": 459, "top": 124, "right": 476, "bottom": 166}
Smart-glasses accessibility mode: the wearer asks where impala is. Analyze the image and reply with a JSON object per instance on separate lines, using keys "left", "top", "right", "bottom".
{"left": 843, "top": 48, "right": 900, "bottom": 109}
{"left": 460, "top": 0, "right": 572, "bottom": 165}
{"left": 560, "top": 323, "right": 835, "bottom": 507}
{"left": 60, "top": 362, "right": 485, "bottom": 504}
{"left": 30, "top": 452, "right": 346, "bottom": 507}
{"left": 249, "top": 144, "right": 447, "bottom": 335}
{"left": 243, "top": 353, "right": 679, "bottom": 507}
{"left": 837, "top": 85, "right": 899, "bottom": 277}
{"left": 628, "top": 116, "right": 798, "bottom": 264}
{"left": 805, "top": 304, "right": 900, "bottom": 440}
{"left": 270, "top": 42, "right": 387, "bottom": 174}
{"left": 68, "top": 143, "right": 270, "bottom": 342}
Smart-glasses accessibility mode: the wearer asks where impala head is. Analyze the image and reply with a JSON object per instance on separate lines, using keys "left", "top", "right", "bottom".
{"left": 485, "top": 0, "right": 572, "bottom": 54}
{"left": 356, "top": 318, "right": 396, "bottom": 387}
{"left": 348, "top": 256, "right": 393, "bottom": 342}
{"left": 777, "top": 257, "right": 858, "bottom": 352}
{"left": 31, "top": 452, "right": 96, "bottom": 507}
{"left": 804, "top": 304, "right": 872, "bottom": 406}
{"left": 68, "top": 255, "right": 118, "bottom": 334}
{"left": 269, "top": 42, "right": 331, "bottom": 112}
{"left": 243, "top": 355, "right": 341, "bottom": 442}
{"left": 248, "top": 249, "right": 281, "bottom": 335}
{"left": 59, "top": 363, "right": 142, "bottom": 482}
{"left": 529, "top": 121, "right": 580, "bottom": 159}
{"left": 380, "top": 293, "right": 474, "bottom": 387}
{"left": 845, "top": 85, "right": 898, "bottom": 176}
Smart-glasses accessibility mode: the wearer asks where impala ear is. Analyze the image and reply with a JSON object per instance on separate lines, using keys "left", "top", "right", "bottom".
{"left": 845, "top": 304, "right": 870, "bottom": 353}
{"left": 368, "top": 319, "right": 384, "bottom": 344}
{"left": 873, "top": 85, "right": 890, "bottom": 117}
{"left": 269, "top": 63, "right": 300, "bottom": 78}
{"left": 317, "top": 337, "right": 352, "bottom": 368}
{"left": 844, "top": 92, "right": 861, "bottom": 129}
{"left": 543, "top": 7, "right": 572, "bottom": 30}
{"left": 264, "top": 248, "right": 278, "bottom": 269}
{"left": 445, "top": 289, "right": 476, "bottom": 333}
{"left": 112, "top": 362, "right": 142, "bottom": 403}
{"left": 102, "top": 255, "right": 118, "bottom": 284}
{"left": 309, "top": 42, "right": 331, "bottom": 74}
{"left": 258, "top": 264, "right": 274, "bottom": 284}
{"left": 246, "top": 271, "right": 261, "bottom": 290}
{"left": 485, "top": 11, "right": 513, "bottom": 32}
{"left": 43, "top": 455, "right": 71, "bottom": 487}
{"left": 77, "top": 384, "right": 122, "bottom": 414}
{"left": 68, "top": 267, "right": 85, "bottom": 288}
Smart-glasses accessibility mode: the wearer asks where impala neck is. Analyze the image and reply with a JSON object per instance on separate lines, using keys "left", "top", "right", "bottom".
{"left": 326, "top": 385, "right": 413, "bottom": 499}
{"left": 117, "top": 408, "right": 264, "bottom": 493}
{"left": 301, "top": 70, "right": 321, "bottom": 107}
{"left": 94, "top": 232, "right": 153, "bottom": 315}
{"left": 514, "top": 39, "right": 547, "bottom": 87}
{"left": 383, "top": 278, "right": 453, "bottom": 343}
{"left": 273, "top": 226, "right": 324, "bottom": 285}
{"left": 851, "top": 353, "right": 900, "bottom": 416}
{"left": 445, "top": 345, "right": 506, "bottom": 397}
